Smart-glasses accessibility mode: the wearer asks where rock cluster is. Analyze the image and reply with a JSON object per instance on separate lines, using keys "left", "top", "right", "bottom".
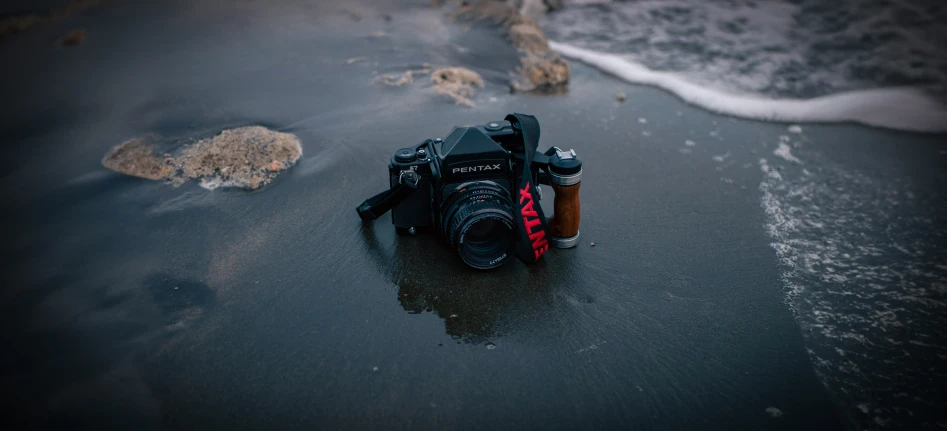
{"left": 455, "top": 0, "right": 569, "bottom": 91}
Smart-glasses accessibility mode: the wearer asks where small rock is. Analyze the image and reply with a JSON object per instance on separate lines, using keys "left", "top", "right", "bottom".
{"left": 374, "top": 70, "right": 414, "bottom": 86}
{"left": 431, "top": 67, "right": 483, "bottom": 107}
{"left": 1, "top": 0, "right": 104, "bottom": 38}
{"left": 616, "top": 92, "right": 626, "bottom": 102}
{"left": 59, "top": 28, "right": 86, "bottom": 47}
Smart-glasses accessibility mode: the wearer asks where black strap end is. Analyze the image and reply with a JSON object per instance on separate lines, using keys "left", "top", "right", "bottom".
{"left": 356, "top": 201, "right": 379, "bottom": 221}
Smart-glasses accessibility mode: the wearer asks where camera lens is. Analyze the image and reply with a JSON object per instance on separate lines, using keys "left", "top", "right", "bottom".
{"left": 441, "top": 181, "right": 516, "bottom": 269}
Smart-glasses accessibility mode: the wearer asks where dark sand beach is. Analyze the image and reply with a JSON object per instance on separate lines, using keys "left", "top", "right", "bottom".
{"left": 2, "top": 1, "right": 945, "bottom": 430}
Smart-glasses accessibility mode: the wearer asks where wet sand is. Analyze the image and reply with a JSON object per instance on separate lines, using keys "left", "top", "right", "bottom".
{"left": 3, "top": 1, "right": 944, "bottom": 430}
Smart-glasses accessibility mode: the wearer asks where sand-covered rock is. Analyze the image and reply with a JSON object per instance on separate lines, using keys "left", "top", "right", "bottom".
{"left": 516, "top": 52, "right": 570, "bottom": 91}
{"left": 508, "top": 22, "right": 548, "bottom": 53}
{"left": 101, "top": 126, "right": 302, "bottom": 190}
{"left": 101, "top": 135, "right": 174, "bottom": 181}
{"left": 175, "top": 126, "right": 302, "bottom": 190}
{"left": 431, "top": 67, "right": 484, "bottom": 107}
{"left": 455, "top": 0, "right": 569, "bottom": 91}
{"left": 456, "top": 0, "right": 527, "bottom": 27}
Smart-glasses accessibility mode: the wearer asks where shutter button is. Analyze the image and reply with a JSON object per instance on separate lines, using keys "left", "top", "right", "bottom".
{"left": 394, "top": 148, "right": 417, "bottom": 163}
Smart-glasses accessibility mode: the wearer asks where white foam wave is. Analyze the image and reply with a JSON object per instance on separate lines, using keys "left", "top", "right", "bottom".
{"left": 550, "top": 41, "right": 947, "bottom": 133}
{"left": 773, "top": 143, "right": 801, "bottom": 164}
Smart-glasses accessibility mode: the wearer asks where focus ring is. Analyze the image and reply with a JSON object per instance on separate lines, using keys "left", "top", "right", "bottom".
{"left": 448, "top": 199, "right": 511, "bottom": 248}
{"left": 439, "top": 181, "right": 511, "bottom": 240}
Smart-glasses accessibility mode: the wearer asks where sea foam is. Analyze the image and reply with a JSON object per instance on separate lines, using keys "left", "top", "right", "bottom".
{"left": 550, "top": 41, "right": 947, "bottom": 133}
{"left": 757, "top": 136, "right": 947, "bottom": 428}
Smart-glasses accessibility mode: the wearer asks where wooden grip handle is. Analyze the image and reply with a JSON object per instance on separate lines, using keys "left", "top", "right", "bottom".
{"left": 549, "top": 181, "right": 581, "bottom": 238}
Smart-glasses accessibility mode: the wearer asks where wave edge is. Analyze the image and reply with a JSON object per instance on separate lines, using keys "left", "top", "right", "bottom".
{"left": 550, "top": 41, "right": 947, "bottom": 133}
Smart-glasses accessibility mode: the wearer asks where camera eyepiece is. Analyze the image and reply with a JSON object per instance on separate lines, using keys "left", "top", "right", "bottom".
{"left": 441, "top": 181, "right": 516, "bottom": 270}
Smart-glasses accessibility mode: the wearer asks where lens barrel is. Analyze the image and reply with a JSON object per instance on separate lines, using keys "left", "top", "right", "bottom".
{"left": 440, "top": 182, "right": 516, "bottom": 269}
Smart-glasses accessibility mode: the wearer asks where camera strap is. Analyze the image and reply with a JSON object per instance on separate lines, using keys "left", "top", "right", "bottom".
{"left": 505, "top": 113, "right": 550, "bottom": 264}
{"left": 356, "top": 171, "right": 420, "bottom": 221}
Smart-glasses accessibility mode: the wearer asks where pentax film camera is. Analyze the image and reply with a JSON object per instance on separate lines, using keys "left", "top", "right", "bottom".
{"left": 356, "top": 113, "right": 582, "bottom": 270}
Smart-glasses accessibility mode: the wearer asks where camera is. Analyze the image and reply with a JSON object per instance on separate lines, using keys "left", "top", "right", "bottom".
{"left": 357, "top": 113, "right": 582, "bottom": 270}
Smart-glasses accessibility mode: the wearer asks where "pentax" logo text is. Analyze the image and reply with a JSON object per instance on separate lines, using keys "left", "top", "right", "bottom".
{"left": 452, "top": 164, "right": 501, "bottom": 174}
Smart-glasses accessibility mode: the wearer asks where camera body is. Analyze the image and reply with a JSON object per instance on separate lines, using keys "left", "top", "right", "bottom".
{"left": 388, "top": 120, "right": 521, "bottom": 232}
{"left": 358, "top": 114, "right": 582, "bottom": 270}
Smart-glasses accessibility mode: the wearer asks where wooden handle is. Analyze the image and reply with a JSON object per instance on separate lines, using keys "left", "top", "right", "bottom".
{"left": 549, "top": 181, "right": 581, "bottom": 238}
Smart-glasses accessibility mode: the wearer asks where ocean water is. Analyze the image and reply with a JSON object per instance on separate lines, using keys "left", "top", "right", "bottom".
{"left": 541, "top": 0, "right": 947, "bottom": 132}
{"left": 543, "top": 0, "right": 947, "bottom": 99}
{"left": 540, "top": 1, "right": 947, "bottom": 428}
{"left": 760, "top": 133, "right": 947, "bottom": 428}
